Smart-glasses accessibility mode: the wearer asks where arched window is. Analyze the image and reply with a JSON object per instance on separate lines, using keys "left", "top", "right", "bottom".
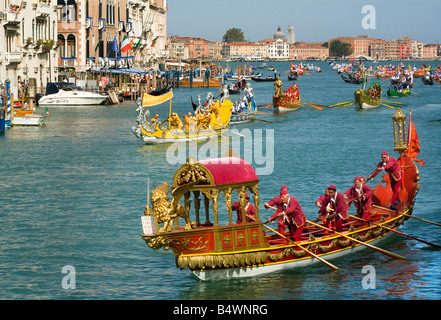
{"left": 58, "top": 34, "right": 66, "bottom": 57}
{"left": 67, "top": 34, "right": 76, "bottom": 58}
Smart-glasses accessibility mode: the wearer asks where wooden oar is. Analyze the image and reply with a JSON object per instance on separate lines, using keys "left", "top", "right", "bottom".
{"left": 266, "top": 103, "right": 273, "bottom": 109}
{"left": 301, "top": 100, "right": 328, "bottom": 107}
{"left": 382, "top": 100, "right": 406, "bottom": 106}
{"left": 411, "top": 91, "right": 421, "bottom": 97}
{"left": 381, "top": 103, "right": 395, "bottom": 109}
{"left": 255, "top": 110, "right": 286, "bottom": 117}
{"left": 257, "top": 103, "right": 272, "bottom": 108}
{"left": 247, "top": 214, "right": 339, "bottom": 271}
{"left": 348, "top": 214, "right": 441, "bottom": 249}
{"left": 328, "top": 101, "right": 354, "bottom": 108}
{"left": 307, "top": 219, "right": 407, "bottom": 260}
{"left": 300, "top": 101, "right": 323, "bottom": 110}
{"left": 397, "top": 210, "right": 441, "bottom": 228}
{"left": 253, "top": 117, "right": 273, "bottom": 123}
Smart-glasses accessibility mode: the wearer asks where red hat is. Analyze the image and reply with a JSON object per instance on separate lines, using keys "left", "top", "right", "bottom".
{"left": 381, "top": 151, "right": 388, "bottom": 157}
{"left": 280, "top": 189, "right": 288, "bottom": 196}
{"left": 281, "top": 185, "right": 288, "bottom": 191}
{"left": 354, "top": 176, "right": 361, "bottom": 182}
{"left": 244, "top": 193, "right": 249, "bottom": 199}
{"left": 328, "top": 184, "right": 337, "bottom": 191}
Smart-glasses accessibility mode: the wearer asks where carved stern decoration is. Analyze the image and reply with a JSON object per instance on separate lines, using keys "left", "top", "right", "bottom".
{"left": 141, "top": 156, "right": 269, "bottom": 269}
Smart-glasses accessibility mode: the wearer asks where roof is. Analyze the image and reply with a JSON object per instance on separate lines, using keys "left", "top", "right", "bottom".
{"left": 173, "top": 157, "right": 259, "bottom": 188}
{"left": 198, "top": 157, "right": 258, "bottom": 186}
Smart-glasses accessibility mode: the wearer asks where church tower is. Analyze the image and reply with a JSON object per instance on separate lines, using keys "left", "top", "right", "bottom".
{"left": 287, "top": 24, "right": 295, "bottom": 44}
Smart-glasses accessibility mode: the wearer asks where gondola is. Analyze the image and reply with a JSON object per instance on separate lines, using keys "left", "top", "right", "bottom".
{"left": 139, "top": 109, "right": 421, "bottom": 281}
{"left": 341, "top": 74, "right": 361, "bottom": 84}
{"left": 421, "top": 76, "right": 434, "bottom": 85}
{"left": 251, "top": 76, "right": 275, "bottom": 82}
{"left": 288, "top": 73, "right": 298, "bottom": 81}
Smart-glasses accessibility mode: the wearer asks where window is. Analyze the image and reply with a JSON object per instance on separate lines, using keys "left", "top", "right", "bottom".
{"left": 67, "top": 34, "right": 76, "bottom": 58}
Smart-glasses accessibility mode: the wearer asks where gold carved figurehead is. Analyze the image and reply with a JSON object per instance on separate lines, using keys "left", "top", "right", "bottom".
{"left": 145, "top": 181, "right": 196, "bottom": 233}
{"left": 392, "top": 108, "right": 407, "bottom": 152}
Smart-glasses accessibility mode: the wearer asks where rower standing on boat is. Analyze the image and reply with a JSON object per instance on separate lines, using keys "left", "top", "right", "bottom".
{"left": 232, "top": 193, "right": 256, "bottom": 224}
{"left": 367, "top": 151, "right": 402, "bottom": 210}
{"left": 265, "top": 186, "right": 306, "bottom": 241}
{"left": 315, "top": 187, "right": 330, "bottom": 207}
{"left": 344, "top": 176, "right": 372, "bottom": 220}
{"left": 317, "top": 184, "right": 348, "bottom": 232}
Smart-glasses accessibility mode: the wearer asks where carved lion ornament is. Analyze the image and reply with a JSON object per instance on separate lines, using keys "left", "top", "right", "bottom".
{"left": 144, "top": 181, "right": 196, "bottom": 232}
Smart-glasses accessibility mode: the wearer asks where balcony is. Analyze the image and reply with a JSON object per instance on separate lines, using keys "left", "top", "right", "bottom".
{"left": 59, "top": 57, "right": 77, "bottom": 68}
{"left": 36, "top": 4, "right": 52, "bottom": 19}
{"left": 5, "top": 52, "right": 23, "bottom": 64}
{"left": 3, "top": 10, "right": 21, "bottom": 32}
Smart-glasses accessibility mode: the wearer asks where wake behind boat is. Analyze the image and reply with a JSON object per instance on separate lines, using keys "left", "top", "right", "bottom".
{"left": 139, "top": 109, "right": 423, "bottom": 280}
{"left": 36, "top": 82, "right": 109, "bottom": 106}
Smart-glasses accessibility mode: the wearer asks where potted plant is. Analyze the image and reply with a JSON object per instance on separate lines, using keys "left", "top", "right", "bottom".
{"left": 42, "top": 39, "right": 54, "bottom": 52}
{"left": 25, "top": 37, "right": 33, "bottom": 46}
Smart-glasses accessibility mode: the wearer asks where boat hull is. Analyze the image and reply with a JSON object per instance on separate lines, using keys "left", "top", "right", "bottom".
{"left": 192, "top": 230, "right": 396, "bottom": 281}
{"left": 38, "top": 94, "right": 108, "bottom": 106}
{"left": 273, "top": 94, "right": 300, "bottom": 113}
{"left": 12, "top": 115, "right": 46, "bottom": 126}
{"left": 387, "top": 88, "right": 411, "bottom": 97}
{"left": 354, "top": 89, "right": 381, "bottom": 109}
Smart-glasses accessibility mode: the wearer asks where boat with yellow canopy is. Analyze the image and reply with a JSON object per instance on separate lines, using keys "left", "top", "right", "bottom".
{"left": 132, "top": 95, "right": 233, "bottom": 144}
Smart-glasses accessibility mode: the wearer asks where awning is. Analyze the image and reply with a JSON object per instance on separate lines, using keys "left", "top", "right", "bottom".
{"left": 198, "top": 157, "right": 258, "bottom": 186}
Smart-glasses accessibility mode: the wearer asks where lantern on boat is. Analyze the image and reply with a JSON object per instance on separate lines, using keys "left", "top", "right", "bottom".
{"left": 392, "top": 108, "right": 407, "bottom": 153}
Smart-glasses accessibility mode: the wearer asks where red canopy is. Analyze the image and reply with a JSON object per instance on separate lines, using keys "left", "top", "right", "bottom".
{"left": 198, "top": 157, "right": 258, "bottom": 186}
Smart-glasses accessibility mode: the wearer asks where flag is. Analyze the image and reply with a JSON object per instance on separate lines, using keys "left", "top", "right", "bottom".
{"left": 121, "top": 36, "right": 131, "bottom": 53}
{"left": 44, "top": 108, "right": 50, "bottom": 116}
{"left": 405, "top": 112, "right": 425, "bottom": 166}
{"left": 134, "top": 37, "right": 142, "bottom": 49}
{"left": 95, "top": 36, "right": 102, "bottom": 52}
{"left": 111, "top": 36, "right": 119, "bottom": 53}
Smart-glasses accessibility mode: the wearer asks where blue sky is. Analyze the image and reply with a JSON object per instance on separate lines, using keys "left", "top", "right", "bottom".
{"left": 167, "top": 0, "right": 440, "bottom": 44}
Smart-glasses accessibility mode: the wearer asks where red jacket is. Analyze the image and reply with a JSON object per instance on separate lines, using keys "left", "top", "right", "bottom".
{"left": 319, "top": 192, "right": 348, "bottom": 220}
{"left": 232, "top": 201, "right": 256, "bottom": 223}
{"left": 344, "top": 184, "right": 372, "bottom": 213}
{"left": 270, "top": 196, "right": 306, "bottom": 228}
{"left": 370, "top": 156, "right": 401, "bottom": 181}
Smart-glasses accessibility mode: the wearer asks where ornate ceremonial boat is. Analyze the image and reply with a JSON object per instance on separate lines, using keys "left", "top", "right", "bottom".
{"left": 354, "top": 82, "right": 382, "bottom": 110}
{"left": 132, "top": 98, "right": 232, "bottom": 145}
{"left": 139, "top": 109, "right": 421, "bottom": 280}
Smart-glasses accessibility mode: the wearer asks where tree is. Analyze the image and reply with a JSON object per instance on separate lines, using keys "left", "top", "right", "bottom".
{"left": 223, "top": 28, "right": 245, "bottom": 43}
{"left": 329, "top": 40, "right": 353, "bottom": 57}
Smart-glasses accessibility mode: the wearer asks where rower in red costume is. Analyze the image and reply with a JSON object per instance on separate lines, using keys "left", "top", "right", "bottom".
{"left": 232, "top": 193, "right": 256, "bottom": 224}
{"left": 344, "top": 176, "right": 372, "bottom": 220}
{"left": 367, "top": 151, "right": 402, "bottom": 210}
{"left": 264, "top": 186, "right": 306, "bottom": 241}
{"left": 318, "top": 184, "right": 348, "bottom": 232}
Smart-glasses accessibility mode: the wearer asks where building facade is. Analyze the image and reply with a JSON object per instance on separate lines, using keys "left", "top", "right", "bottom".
{"left": 1, "top": 0, "right": 58, "bottom": 99}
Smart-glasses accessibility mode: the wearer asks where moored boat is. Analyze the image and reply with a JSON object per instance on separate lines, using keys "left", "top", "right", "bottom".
{"left": 36, "top": 82, "right": 109, "bottom": 106}
{"left": 139, "top": 109, "right": 421, "bottom": 280}
{"left": 11, "top": 108, "right": 47, "bottom": 126}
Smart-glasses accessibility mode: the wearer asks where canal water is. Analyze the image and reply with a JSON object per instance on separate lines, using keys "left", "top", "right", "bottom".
{"left": 0, "top": 61, "right": 440, "bottom": 300}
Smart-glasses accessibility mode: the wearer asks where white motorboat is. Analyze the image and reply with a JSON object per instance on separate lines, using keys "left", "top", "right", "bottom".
{"left": 36, "top": 82, "right": 109, "bottom": 106}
